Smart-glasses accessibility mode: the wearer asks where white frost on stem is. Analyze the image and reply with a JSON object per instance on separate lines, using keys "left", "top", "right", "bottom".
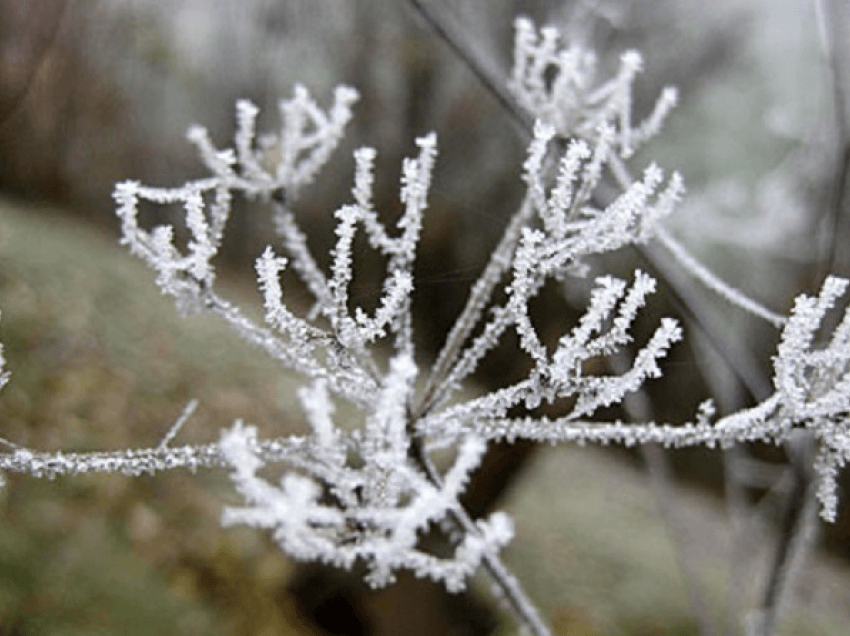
{"left": 219, "top": 354, "right": 513, "bottom": 591}
{"left": 509, "top": 16, "right": 677, "bottom": 156}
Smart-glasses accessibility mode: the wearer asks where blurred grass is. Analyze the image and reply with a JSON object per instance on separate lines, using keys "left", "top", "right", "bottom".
{"left": 1, "top": 196, "right": 849, "bottom": 635}
{"left": 0, "top": 197, "right": 313, "bottom": 635}
{"left": 489, "top": 446, "right": 850, "bottom": 636}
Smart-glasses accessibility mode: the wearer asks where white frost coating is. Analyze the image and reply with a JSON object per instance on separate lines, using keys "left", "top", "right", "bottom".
{"left": 2, "top": 18, "right": 850, "bottom": 633}
{"left": 219, "top": 354, "right": 512, "bottom": 590}
{"left": 509, "top": 16, "right": 677, "bottom": 157}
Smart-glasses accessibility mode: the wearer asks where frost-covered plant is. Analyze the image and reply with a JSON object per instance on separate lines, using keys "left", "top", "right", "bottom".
{"left": 509, "top": 16, "right": 678, "bottom": 158}
{"left": 1, "top": 16, "right": 849, "bottom": 636}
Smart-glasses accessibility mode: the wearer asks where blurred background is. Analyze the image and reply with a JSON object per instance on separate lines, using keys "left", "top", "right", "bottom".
{"left": 1, "top": 0, "right": 850, "bottom": 634}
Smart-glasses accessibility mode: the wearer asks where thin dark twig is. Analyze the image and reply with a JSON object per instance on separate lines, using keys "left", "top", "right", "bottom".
{"left": 616, "top": 351, "right": 719, "bottom": 636}
{"left": 819, "top": 146, "right": 850, "bottom": 279}
{"left": 407, "top": 0, "right": 532, "bottom": 135}
{"left": 756, "top": 435, "right": 818, "bottom": 636}
{"left": 815, "top": 0, "right": 850, "bottom": 282}
{"left": 410, "top": 438, "right": 553, "bottom": 636}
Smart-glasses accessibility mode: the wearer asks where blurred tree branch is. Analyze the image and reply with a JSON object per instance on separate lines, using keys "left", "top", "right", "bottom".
{"left": 0, "top": 0, "right": 68, "bottom": 131}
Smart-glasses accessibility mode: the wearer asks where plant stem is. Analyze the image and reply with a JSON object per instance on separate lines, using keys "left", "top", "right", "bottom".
{"left": 412, "top": 440, "right": 553, "bottom": 636}
{"left": 755, "top": 434, "right": 817, "bottom": 636}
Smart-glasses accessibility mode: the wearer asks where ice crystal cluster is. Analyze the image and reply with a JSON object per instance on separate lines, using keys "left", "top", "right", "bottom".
{"left": 2, "top": 16, "right": 850, "bottom": 633}
{"left": 509, "top": 16, "right": 678, "bottom": 158}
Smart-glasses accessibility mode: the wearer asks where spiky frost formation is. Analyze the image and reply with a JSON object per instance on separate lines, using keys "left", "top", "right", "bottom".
{"left": 509, "top": 16, "right": 677, "bottom": 157}
{"left": 220, "top": 355, "right": 513, "bottom": 591}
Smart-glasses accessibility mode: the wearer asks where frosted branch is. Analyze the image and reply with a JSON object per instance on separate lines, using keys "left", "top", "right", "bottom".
{"left": 219, "top": 354, "right": 512, "bottom": 591}
{"left": 509, "top": 16, "right": 677, "bottom": 156}
{"left": 655, "top": 226, "right": 787, "bottom": 328}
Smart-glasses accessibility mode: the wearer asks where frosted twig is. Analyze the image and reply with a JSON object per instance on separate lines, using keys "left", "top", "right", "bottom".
{"left": 655, "top": 226, "right": 787, "bottom": 328}
{"left": 158, "top": 399, "right": 199, "bottom": 450}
